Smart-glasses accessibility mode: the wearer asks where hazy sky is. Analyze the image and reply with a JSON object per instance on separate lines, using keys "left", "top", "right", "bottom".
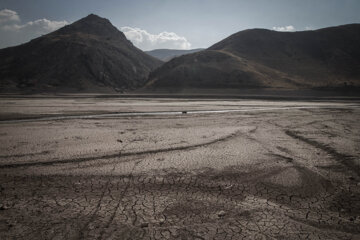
{"left": 1, "top": 0, "right": 360, "bottom": 50}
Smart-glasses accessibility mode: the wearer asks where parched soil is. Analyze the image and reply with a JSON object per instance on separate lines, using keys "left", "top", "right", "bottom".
{"left": 0, "top": 98, "right": 359, "bottom": 239}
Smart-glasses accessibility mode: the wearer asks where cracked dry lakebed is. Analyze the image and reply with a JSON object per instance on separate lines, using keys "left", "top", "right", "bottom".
{"left": 0, "top": 97, "right": 360, "bottom": 239}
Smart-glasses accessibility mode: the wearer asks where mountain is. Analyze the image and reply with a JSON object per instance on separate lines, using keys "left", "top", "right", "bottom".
{"left": 0, "top": 14, "right": 162, "bottom": 93}
{"left": 146, "top": 24, "right": 360, "bottom": 91}
{"left": 146, "top": 48, "right": 204, "bottom": 62}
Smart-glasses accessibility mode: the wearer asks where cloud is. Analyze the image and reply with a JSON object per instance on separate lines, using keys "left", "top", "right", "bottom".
{"left": 0, "top": 9, "right": 20, "bottom": 23}
{"left": 8, "top": 19, "right": 69, "bottom": 33}
{"left": 0, "top": 9, "right": 68, "bottom": 49}
{"left": 120, "top": 26, "right": 191, "bottom": 51}
{"left": 272, "top": 25, "right": 295, "bottom": 32}
{"left": 304, "top": 26, "right": 313, "bottom": 31}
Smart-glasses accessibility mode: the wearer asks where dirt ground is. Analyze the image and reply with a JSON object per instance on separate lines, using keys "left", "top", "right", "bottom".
{"left": 0, "top": 97, "right": 359, "bottom": 239}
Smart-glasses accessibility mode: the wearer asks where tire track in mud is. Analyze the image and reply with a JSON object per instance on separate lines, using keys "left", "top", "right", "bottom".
{"left": 80, "top": 142, "right": 136, "bottom": 239}
{"left": 0, "top": 150, "right": 51, "bottom": 159}
{"left": 285, "top": 130, "right": 359, "bottom": 177}
{"left": 79, "top": 179, "right": 110, "bottom": 240}
{"left": 0, "top": 130, "right": 242, "bottom": 169}
{"left": 97, "top": 160, "right": 142, "bottom": 240}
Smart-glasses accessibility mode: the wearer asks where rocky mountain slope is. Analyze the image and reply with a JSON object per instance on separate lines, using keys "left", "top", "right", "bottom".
{"left": 0, "top": 14, "right": 162, "bottom": 93}
{"left": 146, "top": 24, "right": 360, "bottom": 91}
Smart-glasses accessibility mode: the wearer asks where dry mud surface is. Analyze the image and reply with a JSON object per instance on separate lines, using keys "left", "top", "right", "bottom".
{"left": 0, "top": 97, "right": 360, "bottom": 239}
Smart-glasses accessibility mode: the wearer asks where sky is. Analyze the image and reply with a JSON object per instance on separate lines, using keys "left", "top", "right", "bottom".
{"left": 0, "top": 0, "right": 360, "bottom": 50}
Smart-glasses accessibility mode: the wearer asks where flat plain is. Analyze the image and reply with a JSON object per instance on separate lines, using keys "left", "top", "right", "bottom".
{"left": 0, "top": 96, "right": 359, "bottom": 239}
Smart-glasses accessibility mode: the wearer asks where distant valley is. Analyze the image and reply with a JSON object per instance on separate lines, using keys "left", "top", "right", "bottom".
{"left": 146, "top": 48, "right": 204, "bottom": 62}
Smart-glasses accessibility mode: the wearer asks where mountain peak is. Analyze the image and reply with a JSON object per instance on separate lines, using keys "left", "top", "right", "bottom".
{"left": 52, "top": 13, "right": 126, "bottom": 39}
{"left": 0, "top": 13, "right": 162, "bottom": 93}
{"left": 85, "top": 13, "right": 102, "bottom": 19}
{"left": 81, "top": 13, "right": 110, "bottom": 24}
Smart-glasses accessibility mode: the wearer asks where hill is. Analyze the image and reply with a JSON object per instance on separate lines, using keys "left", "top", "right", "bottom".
{"left": 0, "top": 14, "right": 162, "bottom": 93}
{"left": 146, "top": 24, "right": 360, "bottom": 91}
{"left": 146, "top": 48, "right": 204, "bottom": 61}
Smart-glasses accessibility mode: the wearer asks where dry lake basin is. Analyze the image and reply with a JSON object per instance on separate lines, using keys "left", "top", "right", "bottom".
{"left": 0, "top": 96, "right": 359, "bottom": 239}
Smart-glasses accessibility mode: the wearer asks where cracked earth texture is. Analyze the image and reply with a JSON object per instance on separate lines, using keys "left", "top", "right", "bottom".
{"left": 0, "top": 97, "right": 359, "bottom": 239}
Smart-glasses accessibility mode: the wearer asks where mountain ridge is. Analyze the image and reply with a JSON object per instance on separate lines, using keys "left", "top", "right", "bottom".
{"left": 0, "top": 14, "right": 162, "bottom": 93}
{"left": 146, "top": 24, "right": 360, "bottom": 91}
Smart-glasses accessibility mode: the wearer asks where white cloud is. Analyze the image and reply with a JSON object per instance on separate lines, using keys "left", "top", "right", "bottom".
{"left": 272, "top": 25, "right": 295, "bottom": 32}
{"left": 305, "top": 26, "right": 313, "bottom": 31}
{"left": 0, "top": 9, "right": 68, "bottom": 49}
{"left": 3, "top": 19, "right": 68, "bottom": 34}
{"left": 0, "top": 9, "right": 20, "bottom": 23}
{"left": 120, "top": 26, "right": 191, "bottom": 51}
